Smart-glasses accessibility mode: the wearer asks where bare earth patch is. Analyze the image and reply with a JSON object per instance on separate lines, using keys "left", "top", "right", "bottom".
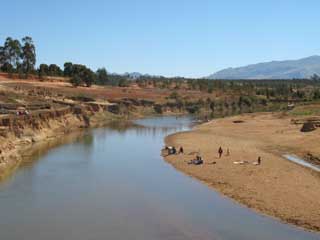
{"left": 164, "top": 112, "right": 320, "bottom": 232}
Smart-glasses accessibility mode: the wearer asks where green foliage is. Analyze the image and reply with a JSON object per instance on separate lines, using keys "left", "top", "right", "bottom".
{"left": 186, "top": 105, "right": 200, "bottom": 114}
{"left": 96, "top": 68, "right": 109, "bottom": 85}
{"left": 21, "top": 36, "right": 36, "bottom": 78}
{"left": 169, "top": 91, "right": 179, "bottom": 99}
{"left": 82, "top": 68, "right": 96, "bottom": 87}
{"left": 154, "top": 104, "right": 163, "bottom": 114}
{"left": 118, "top": 78, "right": 129, "bottom": 87}
{"left": 0, "top": 62, "right": 14, "bottom": 73}
{"left": 63, "top": 62, "right": 73, "bottom": 77}
{"left": 65, "top": 62, "right": 95, "bottom": 87}
{"left": 70, "top": 74, "right": 81, "bottom": 87}
{"left": 313, "top": 89, "right": 320, "bottom": 100}
{"left": 0, "top": 37, "right": 22, "bottom": 74}
{"left": 239, "top": 96, "right": 252, "bottom": 107}
{"left": 0, "top": 36, "right": 36, "bottom": 78}
{"left": 37, "top": 63, "right": 63, "bottom": 78}
{"left": 208, "top": 84, "right": 214, "bottom": 93}
{"left": 48, "top": 64, "right": 63, "bottom": 76}
{"left": 289, "top": 105, "right": 320, "bottom": 116}
{"left": 38, "top": 63, "right": 49, "bottom": 78}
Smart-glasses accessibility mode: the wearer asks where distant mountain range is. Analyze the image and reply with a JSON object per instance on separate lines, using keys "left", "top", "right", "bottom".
{"left": 208, "top": 56, "right": 320, "bottom": 79}
{"left": 109, "top": 72, "right": 159, "bottom": 80}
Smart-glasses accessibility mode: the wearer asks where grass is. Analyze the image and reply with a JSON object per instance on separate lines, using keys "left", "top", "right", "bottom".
{"left": 289, "top": 104, "right": 320, "bottom": 116}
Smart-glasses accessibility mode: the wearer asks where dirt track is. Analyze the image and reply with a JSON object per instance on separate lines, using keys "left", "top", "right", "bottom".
{"left": 164, "top": 113, "right": 320, "bottom": 232}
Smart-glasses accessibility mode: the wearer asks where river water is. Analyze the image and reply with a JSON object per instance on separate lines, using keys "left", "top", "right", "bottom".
{"left": 0, "top": 116, "right": 319, "bottom": 240}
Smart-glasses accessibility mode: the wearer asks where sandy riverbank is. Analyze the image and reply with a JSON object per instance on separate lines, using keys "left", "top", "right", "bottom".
{"left": 164, "top": 112, "right": 320, "bottom": 232}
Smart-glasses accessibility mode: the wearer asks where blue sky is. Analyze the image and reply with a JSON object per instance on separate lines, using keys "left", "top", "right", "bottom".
{"left": 1, "top": 0, "right": 319, "bottom": 77}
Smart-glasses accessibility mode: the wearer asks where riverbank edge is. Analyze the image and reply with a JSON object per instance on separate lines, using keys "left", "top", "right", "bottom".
{"left": 0, "top": 105, "right": 187, "bottom": 181}
{"left": 162, "top": 119, "right": 320, "bottom": 233}
{"left": 0, "top": 110, "right": 128, "bottom": 180}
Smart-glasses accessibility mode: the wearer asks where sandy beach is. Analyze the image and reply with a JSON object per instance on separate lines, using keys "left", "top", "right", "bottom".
{"left": 164, "top": 113, "right": 320, "bottom": 232}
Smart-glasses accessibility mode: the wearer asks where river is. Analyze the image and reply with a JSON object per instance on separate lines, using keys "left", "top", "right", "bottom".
{"left": 0, "top": 116, "right": 319, "bottom": 240}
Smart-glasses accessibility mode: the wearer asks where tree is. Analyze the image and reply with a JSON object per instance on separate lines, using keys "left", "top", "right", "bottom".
{"left": 66, "top": 63, "right": 95, "bottom": 87}
{"left": 313, "top": 89, "right": 320, "bottom": 100}
{"left": 70, "top": 74, "right": 81, "bottom": 87}
{"left": 0, "top": 46, "right": 5, "bottom": 68}
{"left": 208, "top": 84, "right": 214, "bottom": 93}
{"left": 118, "top": 78, "right": 128, "bottom": 87}
{"left": 63, "top": 62, "right": 73, "bottom": 77}
{"left": 210, "top": 101, "right": 215, "bottom": 113}
{"left": 0, "top": 63, "right": 14, "bottom": 73}
{"left": 48, "top": 64, "right": 63, "bottom": 76}
{"left": 1, "top": 37, "right": 22, "bottom": 74}
{"left": 96, "top": 68, "right": 108, "bottom": 85}
{"left": 82, "top": 68, "right": 95, "bottom": 87}
{"left": 21, "top": 36, "right": 36, "bottom": 78}
{"left": 38, "top": 63, "right": 49, "bottom": 79}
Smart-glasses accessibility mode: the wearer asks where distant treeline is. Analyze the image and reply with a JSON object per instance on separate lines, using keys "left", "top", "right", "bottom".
{"left": 135, "top": 76, "right": 320, "bottom": 102}
{"left": 0, "top": 36, "right": 133, "bottom": 87}
{"left": 1, "top": 36, "right": 320, "bottom": 103}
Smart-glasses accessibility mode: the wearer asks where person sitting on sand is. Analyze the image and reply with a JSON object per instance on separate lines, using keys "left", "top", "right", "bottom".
{"left": 172, "top": 147, "right": 177, "bottom": 155}
{"left": 179, "top": 146, "right": 184, "bottom": 154}
{"left": 189, "top": 154, "right": 203, "bottom": 165}
{"left": 165, "top": 146, "right": 173, "bottom": 155}
{"left": 218, "top": 147, "right": 223, "bottom": 158}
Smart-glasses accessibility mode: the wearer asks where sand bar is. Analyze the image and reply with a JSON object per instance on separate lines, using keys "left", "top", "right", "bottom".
{"left": 164, "top": 113, "right": 320, "bottom": 232}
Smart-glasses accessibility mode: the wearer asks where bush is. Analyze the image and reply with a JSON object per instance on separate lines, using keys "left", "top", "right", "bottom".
{"left": 186, "top": 105, "right": 200, "bottom": 114}
{"left": 154, "top": 104, "right": 163, "bottom": 114}
{"left": 169, "top": 91, "right": 179, "bottom": 100}
{"left": 70, "top": 75, "right": 81, "bottom": 87}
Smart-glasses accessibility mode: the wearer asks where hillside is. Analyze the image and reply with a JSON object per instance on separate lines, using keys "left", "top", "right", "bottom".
{"left": 208, "top": 56, "right": 320, "bottom": 79}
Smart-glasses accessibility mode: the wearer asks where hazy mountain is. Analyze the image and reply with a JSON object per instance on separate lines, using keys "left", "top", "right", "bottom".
{"left": 123, "top": 72, "right": 144, "bottom": 79}
{"left": 208, "top": 56, "right": 320, "bottom": 79}
{"left": 121, "top": 72, "right": 162, "bottom": 79}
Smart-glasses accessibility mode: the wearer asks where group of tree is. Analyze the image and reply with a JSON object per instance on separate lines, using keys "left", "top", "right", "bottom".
{"left": 0, "top": 36, "right": 36, "bottom": 78}
{"left": 40, "top": 61, "right": 112, "bottom": 88}
{"left": 0, "top": 36, "right": 105, "bottom": 87}
{"left": 38, "top": 64, "right": 63, "bottom": 78}
{"left": 64, "top": 62, "right": 96, "bottom": 87}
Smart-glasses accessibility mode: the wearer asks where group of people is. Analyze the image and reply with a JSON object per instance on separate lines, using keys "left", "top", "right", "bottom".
{"left": 165, "top": 145, "right": 262, "bottom": 166}
{"left": 189, "top": 154, "right": 203, "bottom": 165}
{"left": 219, "top": 146, "right": 262, "bottom": 165}
{"left": 16, "top": 109, "right": 30, "bottom": 116}
{"left": 165, "top": 146, "right": 184, "bottom": 156}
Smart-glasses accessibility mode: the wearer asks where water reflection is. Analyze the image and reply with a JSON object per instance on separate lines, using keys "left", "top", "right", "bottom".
{"left": 5, "top": 117, "right": 191, "bottom": 183}
{"left": 0, "top": 116, "right": 318, "bottom": 240}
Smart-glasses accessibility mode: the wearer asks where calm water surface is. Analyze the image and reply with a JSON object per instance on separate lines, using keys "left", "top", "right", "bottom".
{"left": 0, "top": 116, "right": 319, "bottom": 240}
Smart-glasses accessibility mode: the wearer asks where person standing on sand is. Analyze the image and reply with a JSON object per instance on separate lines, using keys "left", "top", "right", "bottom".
{"left": 226, "top": 148, "right": 230, "bottom": 156}
{"left": 179, "top": 146, "right": 184, "bottom": 154}
{"left": 218, "top": 147, "right": 223, "bottom": 158}
{"left": 257, "top": 156, "right": 262, "bottom": 165}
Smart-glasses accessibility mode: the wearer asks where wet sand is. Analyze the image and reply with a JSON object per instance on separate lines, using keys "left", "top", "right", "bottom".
{"left": 164, "top": 113, "right": 320, "bottom": 232}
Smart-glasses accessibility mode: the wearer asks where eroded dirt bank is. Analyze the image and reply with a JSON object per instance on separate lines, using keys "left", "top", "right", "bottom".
{"left": 164, "top": 113, "right": 320, "bottom": 232}
{"left": 0, "top": 108, "right": 120, "bottom": 180}
{"left": 0, "top": 77, "right": 190, "bottom": 180}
